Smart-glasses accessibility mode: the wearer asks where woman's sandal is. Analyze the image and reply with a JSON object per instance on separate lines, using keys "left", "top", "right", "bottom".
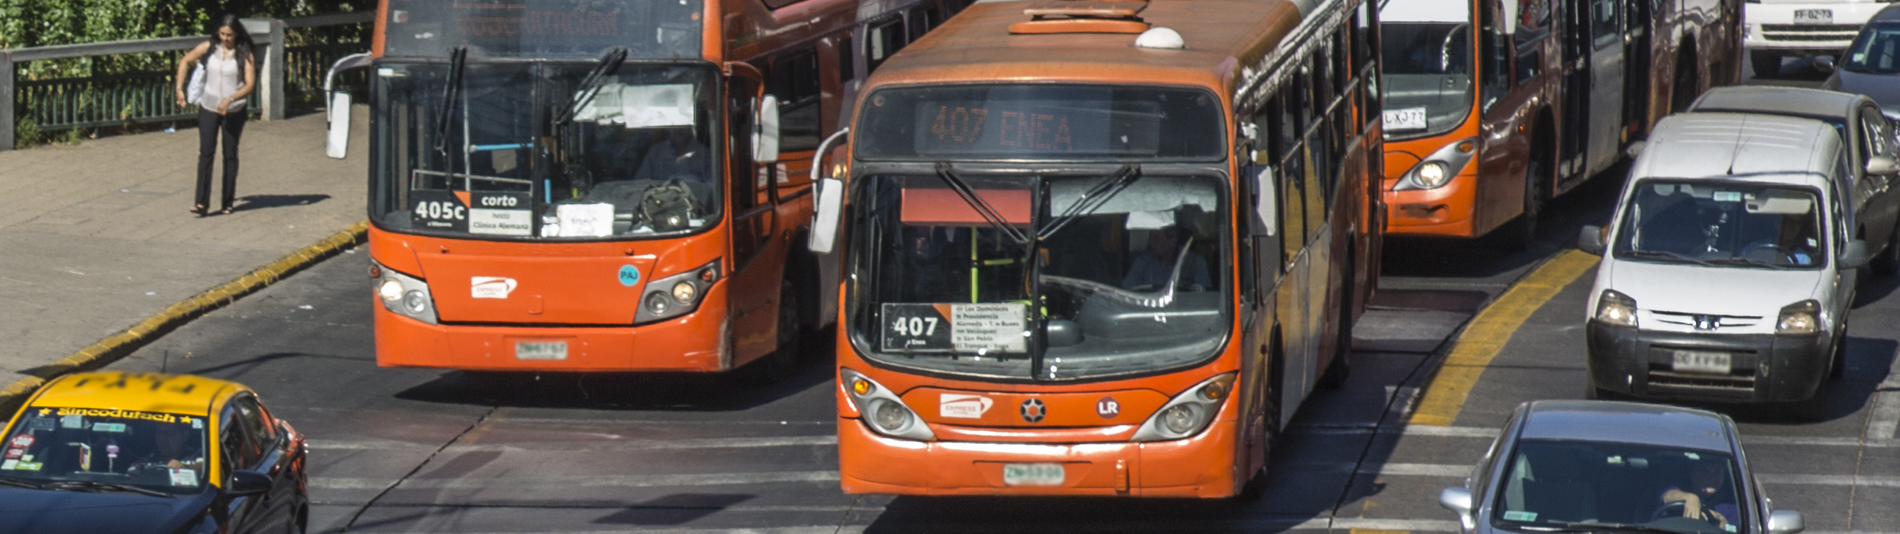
{"left": 190, "top": 205, "right": 207, "bottom": 215}
{"left": 217, "top": 207, "right": 234, "bottom": 215}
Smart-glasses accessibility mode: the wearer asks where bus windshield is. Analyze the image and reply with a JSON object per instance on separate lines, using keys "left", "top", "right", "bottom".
{"left": 370, "top": 62, "right": 721, "bottom": 240}
{"left": 848, "top": 171, "right": 1230, "bottom": 381}
{"left": 854, "top": 85, "right": 1225, "bottom": 161}
{"left": 1379, "top": 0, "right": 1474, "bottom": 139}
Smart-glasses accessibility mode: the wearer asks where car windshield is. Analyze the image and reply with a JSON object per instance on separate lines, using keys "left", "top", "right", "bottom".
{"left": 1, "top": 407, "right": 210, "bottom": 495}
{"left": 1379, "top": 0, "right": 1474, "bottom": 139}
{"left": 846, "top": 171, "right": 1230, "bottom": 381}
{"left": 371, "top": 62, "right": 721, "bottom": 240}
{"left": 1492, "top": 439, "right": 1749, "bottom": 534}
{"left": 1613, "top": 181, "right": 1827, "bottom": 269}
{"left": 1842, "top": 23, "right": 1900, "bottom": 74}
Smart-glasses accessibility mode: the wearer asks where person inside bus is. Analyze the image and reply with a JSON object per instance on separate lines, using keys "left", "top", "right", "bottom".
{"left": 635, "top": 127, "right": 710, "bottom": 183}
{"left": 903, "top": 226, "right": 962, "bottom": 301}
{"left": 1121, "top": 225, "right": 1211, "bottom": 292}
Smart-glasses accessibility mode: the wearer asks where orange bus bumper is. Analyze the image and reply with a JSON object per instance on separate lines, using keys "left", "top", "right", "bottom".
{"left": 837, "top": 417, "right": 1241, "bottom": 498}
{"left": 1383, "top": 174, "right": 1479, "bottom": 237}
{"left": 372, "top": 293, "right": 729, "bottom": 372}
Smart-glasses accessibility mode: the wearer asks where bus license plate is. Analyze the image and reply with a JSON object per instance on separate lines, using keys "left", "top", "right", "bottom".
{"left": 1383, "top": 107, "right": 1428, "bottom": 131}
{"left": 1002, "top": 463, "right": 1064, "bottom": 486}
{"left": 515, "top": 341, "right": 568, "bottom": 361}
{"left": 1672, "top": 350, "right": 1730, "bottom": 374}
{"left": 1793, "top": 9, "right": 1831, "bottom": 24}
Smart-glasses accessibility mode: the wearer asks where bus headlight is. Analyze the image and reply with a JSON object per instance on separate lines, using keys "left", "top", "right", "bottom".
{"left": 840, "top": 368, "right": 935, "bottom": 441}
{"left": 1395, "top": 137, "right": 1479, "bottom": 191}
{"left": 1594, "top": 290, "right": 1638, "bottom": 327}
{"left": 634, "top": 260, "right": 721, "bottom": 324}
{"left": 1133, "top": 373, "right": 1236, "bottom": 442}
{"left": 1777, "top": 300, "right": 1820, "bottom": 335}
{"left": 373, "top": 262, "right": 437, "bottom": 325}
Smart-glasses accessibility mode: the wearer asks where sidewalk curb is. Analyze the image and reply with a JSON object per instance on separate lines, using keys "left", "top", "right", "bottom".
{"left": 0, "top": 220, "right": 370, "bottom": 414}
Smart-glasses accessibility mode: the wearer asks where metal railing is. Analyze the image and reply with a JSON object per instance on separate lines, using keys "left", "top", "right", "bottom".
{"left": 0, "top": 11, "right": 374, "bottom": 151}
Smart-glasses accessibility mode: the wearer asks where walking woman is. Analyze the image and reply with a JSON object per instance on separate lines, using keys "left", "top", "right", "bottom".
{"left": 172, "top": 15, "right": 257, "bottom": 216}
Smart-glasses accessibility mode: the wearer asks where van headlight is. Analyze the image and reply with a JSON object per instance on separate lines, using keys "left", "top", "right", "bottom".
{"left": 840, "top": 368, "right": 934, "bottom": 441}
{"left": 1395, "top": 138, "right": 1478, "bottom": 191}
{"left": 634, "top": 260, "right": 720, "bottom": 324}
{"left": 1776, "top": 300, "right": 1820, "bottom": 335}
{"left": 1594, "top": 290, "right": 1637, "bottom": 327}
{"left": 374, "top": 262, "right": 437, "bottom": 325}
{"left": 1132, "top": 373, "right": 1235, "bottom": 442}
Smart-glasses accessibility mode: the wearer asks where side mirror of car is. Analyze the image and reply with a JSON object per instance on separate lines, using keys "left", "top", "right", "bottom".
{"left": 1813, "top": 55, "right": 1836, "bottom": 74}
{"left": 226, "top": 469, "right": 273, "bottom": 497}
{"left": 1626, "top": 140, "right": 1646, "bottom": 159}
{"left": 1767, "top": 510, "right": 1806, "bottom": 534}
{"left": 1868, "top": 155, "right": 1899, "bottom": 176}
{"left": 1841, "top": 240, "right": 1871, "bottom": 270}
{"left": 1579, "top": 225, "right": 1606, "bottom": 255}
{"left": 1438, "top": 485, "right": 1474, "bottom": 515}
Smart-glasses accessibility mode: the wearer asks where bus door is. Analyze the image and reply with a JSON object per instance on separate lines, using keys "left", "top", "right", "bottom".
{"left": 1559, "top": 0, "right": 1590, "bottom": 180}
{"left": 728, "top": 75, "right": 780, "bottom": 363}
{"left": 1585, "top": 0, "right": 1624, "bottom": 175}
{"left": 1245, "top": 96, "right": 1292, "bottom": 439}
{"left": 1275, "top": 72, "right": 1328, "bottom": 424}
{"left": 1621, "top": 0, "right": 1651, "bottom": 136}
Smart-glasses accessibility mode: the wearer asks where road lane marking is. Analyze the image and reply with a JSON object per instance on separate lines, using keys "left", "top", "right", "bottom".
{"left": 1863, "top": 349, "right": 1900, "bottom": 443}
{"left": 311, "top": 470, "right": 841, "bottom": 490}
{"left": 1408, "top": 250, "right": 1599, "bottom": 426}
{"left": 307, "top": 435, "right": 838, "bottom": 452}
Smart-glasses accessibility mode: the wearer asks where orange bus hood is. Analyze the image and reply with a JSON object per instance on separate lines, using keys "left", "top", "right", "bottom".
{"left": 417, "top": 253, "right": 657, "bottom": 325}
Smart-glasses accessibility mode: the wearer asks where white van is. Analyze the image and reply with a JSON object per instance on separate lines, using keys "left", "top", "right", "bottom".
{"left": 1578, "top": 113, "right": 1869, "bottom": 420}
{"left": 1748, "top": 0, "right": 1890, "bottom": 77}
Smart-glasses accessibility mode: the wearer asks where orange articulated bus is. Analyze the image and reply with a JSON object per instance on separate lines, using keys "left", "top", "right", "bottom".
{"left": 805, "top": 0, "right": 1383, "bottom": 497}
{"left": 324, "top": 0, "right": 965, "bottom": 374}
{"left": 1378, "top": 0, "right": 1741, "bottom": 246}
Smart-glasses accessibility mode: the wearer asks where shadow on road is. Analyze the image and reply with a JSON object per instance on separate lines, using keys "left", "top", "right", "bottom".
{"left": 233, "top": 193, "right": 332, "bottom": 213}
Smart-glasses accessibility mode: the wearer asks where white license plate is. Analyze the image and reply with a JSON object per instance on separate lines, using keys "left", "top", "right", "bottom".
{"left": 1383, "top": 107, "right": 1428, "bottom": 131}
{"left": 1793, "top": 9, "right": 1831, "bottom": 24}
{"left": 1672, "top": 350, "right": 1731, "bottom": 374}
{"left": 1001, "top": 463, "right": 1064, "bottom": 486}
{"left": 514, "top": 341, "right": 568, "bottom": 361}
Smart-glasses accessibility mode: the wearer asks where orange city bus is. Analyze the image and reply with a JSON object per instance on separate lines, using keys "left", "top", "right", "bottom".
{"left": 324, "top": 0, "right": 965, "bottom": 374}
{"left": 805, "top": 0, "right": 1384, "bottom": 497}
{"left": 1377, "top": 0, "right": 1740, "bottom": 245}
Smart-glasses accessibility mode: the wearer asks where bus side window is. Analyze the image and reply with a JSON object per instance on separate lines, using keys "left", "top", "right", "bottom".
{"left": 1280, "top": 81, "right": 1309, "bottom": 262}
{"left": 1251, "top": 97, "right": 1286, "bottom": 283}
{"left": 838, "top": 35, "right": 855, "bottom": 84}
{"left": 909, "top": 6, "right": 941, "bottom": 41}
{"left": 1479, "top": 0, "right": 1509, "bottom": 111}
{"left": 867, "top": 17, "right": 906, "bottom": 74}
{"left": 729, "top": 78, "right": 760, "bottom": 213}
{"left": 769, "top": 49, "right": 823, "bottom": 152}
{"left": 1306, "top": 55, "right": 1336, "bottom": 215}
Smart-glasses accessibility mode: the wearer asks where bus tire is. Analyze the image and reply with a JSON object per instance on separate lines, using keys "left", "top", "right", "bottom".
{"left": 1750, "top": 50, "right": 1780, "bottom": 79}
{"left": 742, "top": 279, "right": 804, "bottom": 384}
{"left": 1318, "top": 252, "right": 1354, "bottom": 389}
{"left": 1496, "top": 150, "right": 1547, "bottom": 251}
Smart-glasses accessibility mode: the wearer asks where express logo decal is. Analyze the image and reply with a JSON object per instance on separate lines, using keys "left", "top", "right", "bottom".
{"left": 939, "top": 394, "right": 993, "bottom": 419}
{"left": 471, "top": 277, "right": 517, "bottom": 299}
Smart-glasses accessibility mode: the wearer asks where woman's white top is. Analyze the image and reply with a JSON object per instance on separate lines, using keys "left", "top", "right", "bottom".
{"left": 198, "top": 44, "right": 248, "bottom": 113}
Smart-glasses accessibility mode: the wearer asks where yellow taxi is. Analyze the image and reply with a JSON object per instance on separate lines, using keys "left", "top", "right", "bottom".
{"left": 0, "top": 371, "right": 309, "bottom": 533}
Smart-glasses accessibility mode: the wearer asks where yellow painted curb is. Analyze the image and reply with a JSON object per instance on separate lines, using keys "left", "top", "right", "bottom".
{"left": 1408, "top": 249, "right": 1599, "bottom": 426}
{"left": 0, "top": 220, "right": 370, "bottom": 412}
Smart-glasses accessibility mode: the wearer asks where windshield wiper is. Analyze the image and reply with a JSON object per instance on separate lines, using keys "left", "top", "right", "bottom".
{"left": 1624, "top": 249, "right": 1713, "bottom": 266}
{"left": 433, "top": 46, "right": 469, "bottom": 156}
{"left": 1037, "top": 164, "right": 1140, "bottom": 240}
{"left": 1514, "top": 521, "right": 1700, "bottom": 534}
{"left": 44, "top": 480, "right": 175, "bottom": 498}
{"left": 0, "top": 476, "right": 42, "bottom": 490}
{"left": 552, "top": 47, "right": 629, "bottom": 129}
{"left": 1706, "top": 257, "right": 1796, "bottom": 269}
{"left": 934, "top": 163, "right": 1030, "bottom": 248}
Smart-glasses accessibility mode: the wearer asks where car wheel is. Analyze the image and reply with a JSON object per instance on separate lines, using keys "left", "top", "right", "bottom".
{"left": 1831, "top": 322, "right": 1848, "bottom": 379}
{"left": 1583, "top": 379, "right": 1614, "bottom": 400}
{"left": 1750, "top": 51, "right": 1781, "bottom": 79}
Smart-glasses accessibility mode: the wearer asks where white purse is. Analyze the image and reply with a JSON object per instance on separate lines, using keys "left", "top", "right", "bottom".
{"left": 186, "top": 63, "right": 205, "bottom": 106}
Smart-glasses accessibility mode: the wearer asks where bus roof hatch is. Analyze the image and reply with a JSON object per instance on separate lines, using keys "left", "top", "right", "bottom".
{"left": 1009, "top": 0, "right": 1152, "bottom": 34}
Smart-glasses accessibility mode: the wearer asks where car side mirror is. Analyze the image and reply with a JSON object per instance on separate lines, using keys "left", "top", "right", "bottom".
{"left": 226, "top": 469, "right": 273, "bottom": 497}
{"left": 753, "top": 95, "right": 780, "bottom": 164}
{"left": 1767, "top": 510, "right": 1806, "bottom": 534}
{"left": 1813, "top": 56, "right": 1836, "bottom": 74}
{"left": 1438, "top": 486, "right": 1474, "bottom": 515}
{"left": 326, "top": 91, "right": 352, "bottom": 159}
{"left": 1841, "top": 239, "right": 1871, "bottom": 270}
{"left": 1626, "top": 140, "right": 1646, "bottom": 159}
{"left": 1868, "top": 155, "right": 1899, "bottom": 176}
{"left": 1579, "top": 225, "right": 1606, "bottom": 255}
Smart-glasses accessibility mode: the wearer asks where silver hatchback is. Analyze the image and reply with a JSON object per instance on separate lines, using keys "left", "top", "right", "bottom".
{"left": 1437, "top": 400, "right": 1805, "bottom": 534}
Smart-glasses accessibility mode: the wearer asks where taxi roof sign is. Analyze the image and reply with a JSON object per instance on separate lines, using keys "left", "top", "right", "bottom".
{"left": 26, "top": 372, "right": 243, "bottom": 415}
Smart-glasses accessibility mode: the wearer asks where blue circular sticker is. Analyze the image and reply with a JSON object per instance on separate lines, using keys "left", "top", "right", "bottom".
{"left": 618, "top": 265, "right": 641, "bottom": 287}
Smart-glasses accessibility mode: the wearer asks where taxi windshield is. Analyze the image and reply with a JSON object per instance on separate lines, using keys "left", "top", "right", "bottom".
{"left": 1613, "top": 182, "right": 1827, "bottom": 270}
{"left": 1, "top": 407, "right": 210, "bottom": 495}
{"left": 1492, "top": 439, "right": 1749, "bottom": 534}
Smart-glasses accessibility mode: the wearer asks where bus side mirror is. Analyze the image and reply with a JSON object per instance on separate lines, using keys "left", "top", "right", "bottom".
{"left": 1250, "top": 166, "right": 1277, "bottom": 237}
{"left": 754, "top": 95, "right": 781, "bottom": 163}
{"left": 326, "top": 91, "right": 352, "bottom": 159}
{"left": 809, "top": 177, "right": 844, "bottom": 253}
{"left": 1868, "top": 155, "right": 1898, "bottom": 176}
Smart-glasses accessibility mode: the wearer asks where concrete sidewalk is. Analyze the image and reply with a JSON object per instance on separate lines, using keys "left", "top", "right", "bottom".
{"left": 0, "top": 108, "right": 369, "bottom": 392}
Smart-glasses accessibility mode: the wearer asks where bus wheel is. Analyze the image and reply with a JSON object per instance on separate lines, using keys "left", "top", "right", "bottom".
{"left": 762, "top": 279, "right": 805, "bottom": 379}
{"left": 1318, "top": 258, "right": 1354, "bottom": 389}
{"left": 1496, "top": 157, "right": 1545, "bottom": 251}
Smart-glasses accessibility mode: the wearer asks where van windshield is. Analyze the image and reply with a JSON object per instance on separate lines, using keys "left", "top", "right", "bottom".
{"left": 1612, "top": 181, "right": 1827, "bottom": 270}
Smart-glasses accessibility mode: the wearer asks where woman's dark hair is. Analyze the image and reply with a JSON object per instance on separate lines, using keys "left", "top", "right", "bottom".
{"left": 208, "top": 14, "right": 258, "bottom": 67}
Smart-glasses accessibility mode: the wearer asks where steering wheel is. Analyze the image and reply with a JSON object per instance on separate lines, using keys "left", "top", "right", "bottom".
{"left": 1740, "top": 241, "right": 1789, "bottom": 262}
{"left": 1651, "top": 500, "right": 1690, "bottom": 521}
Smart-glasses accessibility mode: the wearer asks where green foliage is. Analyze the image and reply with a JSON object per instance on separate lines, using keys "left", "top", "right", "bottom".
{"left": 64, "top": 126, "right": 83, "bottom": 145}
{"left": 13, "top": 115, "right": 39, "bottom": 148}
{"left": 1, "top": 0, "right": 367, "bottom": 79}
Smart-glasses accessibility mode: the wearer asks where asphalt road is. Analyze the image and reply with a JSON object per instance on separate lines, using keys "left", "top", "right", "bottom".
{"left": 84, "top": 61, "right": 1880, "bottom": 533}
